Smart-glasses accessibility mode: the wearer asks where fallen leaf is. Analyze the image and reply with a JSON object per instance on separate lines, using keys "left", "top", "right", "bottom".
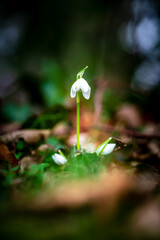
{"left": 0, "top": 142, "right": 18, "bottom": 168}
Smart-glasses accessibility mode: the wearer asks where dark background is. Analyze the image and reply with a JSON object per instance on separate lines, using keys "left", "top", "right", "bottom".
{"left": 0, "top": 0, "right": 160, "bottom": 125}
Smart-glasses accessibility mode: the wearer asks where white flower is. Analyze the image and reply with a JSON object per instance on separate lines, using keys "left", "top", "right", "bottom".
{"left": 96, "top": 143, "right": 116, "bottom": 156}
{"left": 70, "top": 78, "right": 91, "bottom": 100}
{"left": 52, "top": 153, "right": 67, "bottom": 165}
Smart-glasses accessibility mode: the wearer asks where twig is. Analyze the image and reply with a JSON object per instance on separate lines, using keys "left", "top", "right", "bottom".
{"left": 94, "top": 124, "right": 160, "bottom": 140}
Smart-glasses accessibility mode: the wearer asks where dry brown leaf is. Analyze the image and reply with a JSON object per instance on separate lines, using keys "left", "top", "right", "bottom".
{"left": 0, "top": 142, "right": 18, "bottom": 167}
{"left": 0, "top": 129, "right": 50, "bottom": 145}
{"left": 52, "top": 122, "right": 71, "bottom": 137}
{"left": 19, "top": 156, "right": 38, "bottom": 172}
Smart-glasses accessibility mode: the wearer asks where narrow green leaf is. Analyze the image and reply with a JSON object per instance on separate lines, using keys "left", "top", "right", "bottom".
{"left": 76, "top": 66, "right": 88, "bottom": 79}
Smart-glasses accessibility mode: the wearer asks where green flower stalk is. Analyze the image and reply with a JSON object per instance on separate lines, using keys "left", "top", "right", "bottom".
{"left": 76, "top": 91, "right": 80, "bottom": 149}
{"left": 70, "top": 66, "right": 91, "bottom": 150}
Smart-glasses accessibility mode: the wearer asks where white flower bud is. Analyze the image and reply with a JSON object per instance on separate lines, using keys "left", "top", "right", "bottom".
{"left": 96, "top": 143, "right": 116, "bottom": 156}
{"left": 52, "top": 153, "right": 67, "bottom": 165}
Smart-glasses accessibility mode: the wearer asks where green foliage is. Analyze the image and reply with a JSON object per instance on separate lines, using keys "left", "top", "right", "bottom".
{"left": 2, "top": 102, "right": 33, "bottom": 122}
{"left": 27, "top": 163, "right": 50, "bottom": 177}
{"left": 64, "top": 153, "right": 105, "bottom": 179}
{"left": 17, "top": 146, "right": 112, "bottom": 191}
{"left": 15, "top": 139, "right": 25, "bottom": 160}
{"left": 11, "top": 166, "right": 19, "bottom": 172}
{"left": 41, "top": 81, "right": 64, "bottom": 106}
{"left": 0, "top": 166, "right": 19, "bottom": 186}
{"left": 16, "top": 139, "right": 25, "bottom": 151}
{"left": 0, "top": 132, "right": 114, "bottom": 193}
{"left": 22, "top": 104, "right": 69, "bottom": 129}
{"left": 46, "top": 136, "right": 66, "bottom": 150}
{"left": 102, "top": 89, "right": 124, "bottom": 119}
{"left": 15, "top": 139, "right": 31, "bottom": 160}
{"left": 40, "top": 61, "right": 66, "bottom": 103}
{"left": 22, "top": 163, "right": 50, "bottom": 190}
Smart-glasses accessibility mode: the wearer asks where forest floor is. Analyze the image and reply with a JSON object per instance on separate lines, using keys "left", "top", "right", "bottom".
{"left": 0, "top": 106, "right": 160, "bottom": 240}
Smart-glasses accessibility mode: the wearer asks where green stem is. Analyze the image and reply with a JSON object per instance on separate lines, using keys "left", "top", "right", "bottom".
{"left": 58, "top": 149, "right": 68, "bottom": 161}
{"left": 76, "top": 92, "right": 80, "bottom": 150}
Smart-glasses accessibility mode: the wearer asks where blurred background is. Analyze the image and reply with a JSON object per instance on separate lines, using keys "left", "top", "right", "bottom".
{"left": 0, "top": 0, "right": 160, "bottom": 126}
{"left": 1, "top": 1, "right": 160, "bottom": 239}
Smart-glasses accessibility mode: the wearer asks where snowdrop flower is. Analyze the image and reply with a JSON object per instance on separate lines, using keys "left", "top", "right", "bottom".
{"left": 52, "top": 150, "right": 67, "bottom": 165}
{"left": 96, "top": 143, "right": 116, "bottom": 155}
{"left": 70, "top": 78, "right": 91, "bottom": 100}
{"left": 70, "top": 66, "right": 90, "bottom": 150}
{"left": 96, "top": 137, "right": 116, "bottom": 156}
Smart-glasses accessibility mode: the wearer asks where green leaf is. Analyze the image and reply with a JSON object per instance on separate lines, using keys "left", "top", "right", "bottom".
{"left": 16, "top": 139, "right": 25, "bottom": 151}
{"left": 15, "top": 152, "right": 23, "bottom": 160}
{"left": 65, "top": 152, "right": 105, "bottom": 178}
{"left": 76, "top": 66, "right": 88, "bottom": 79}
{"left": 46, "top": 136, "right": 66, "bottom": 150}
{"left": 11, "top": 166, "right": 19, "bottom": 172}
{"left": 27, "top": 163, "right": 50, "bottom": 177}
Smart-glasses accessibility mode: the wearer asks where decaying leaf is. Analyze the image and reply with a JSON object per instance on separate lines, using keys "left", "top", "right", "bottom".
{"left": 0, "top": 142, "right": 18, "bottom": 168}
{"left": 0, "top": 129, "right": 51, "bottom": 145}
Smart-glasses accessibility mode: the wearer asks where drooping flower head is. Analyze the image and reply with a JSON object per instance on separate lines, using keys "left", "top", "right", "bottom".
{"left": 70, "top": 66, "right": 91, "bottom": 100}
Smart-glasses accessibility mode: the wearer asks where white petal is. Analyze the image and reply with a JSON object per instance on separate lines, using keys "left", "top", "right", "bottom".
{"left": 52, "top": 153, "right": 67, "bottom": 165}
{"left": 82, "top": 86, "right": 91, "bottom": 99}
{"left": 96, "top": 143, "right": 116, "bottom": 155}
{"left": 75, "top": 79, "right": 81, "bottom": 91}
{"left": 70, "top": 82, "right": 77, "bottom": 98}
{"left": 70, "top": 87, "right": 76, "bottom": 98}
{"left": 79, "top": 78, "right": 90, "bottom": 93}
{"left": 70, "top": 80, "right": 80, "bottom": 98}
